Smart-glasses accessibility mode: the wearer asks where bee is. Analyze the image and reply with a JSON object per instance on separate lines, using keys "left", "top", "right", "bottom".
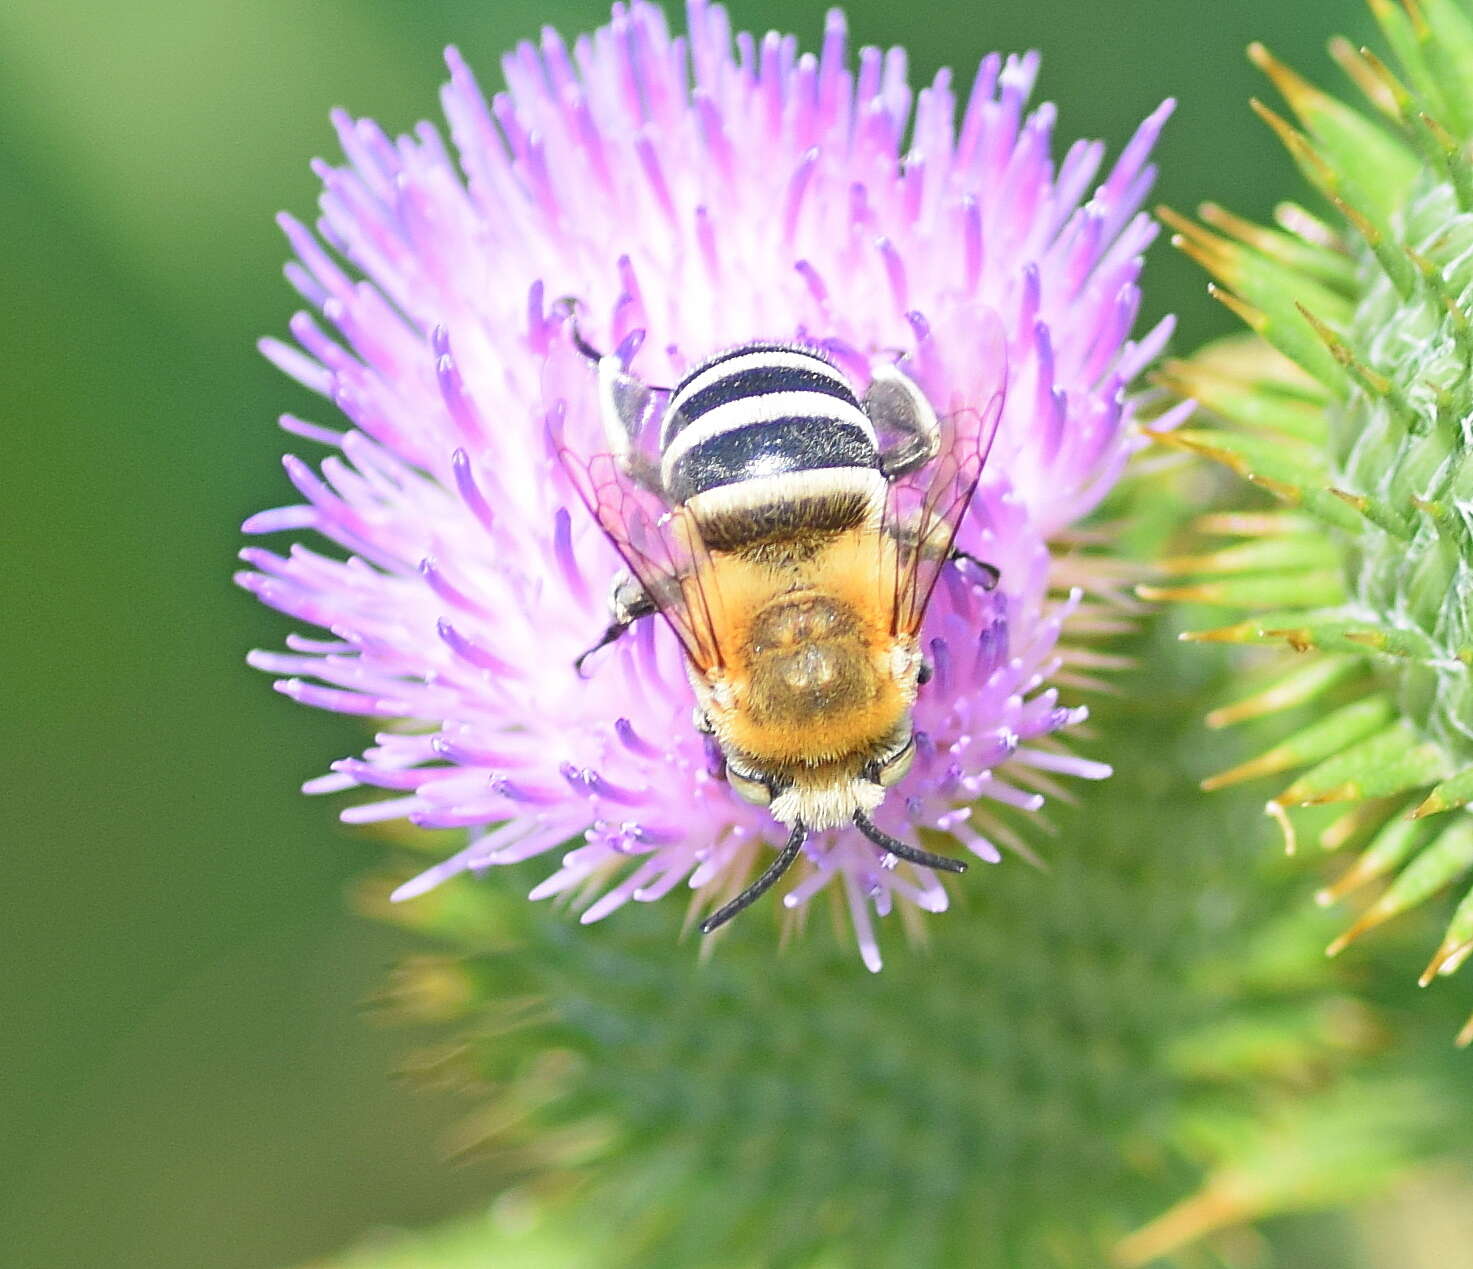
{"left": 559, "top": 323, "right": 1006, "bottom": 933}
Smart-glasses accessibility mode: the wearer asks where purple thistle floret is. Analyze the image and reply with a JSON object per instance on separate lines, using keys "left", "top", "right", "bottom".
{"left": 240, "top": 0, "right": 1177, "bottom": 968}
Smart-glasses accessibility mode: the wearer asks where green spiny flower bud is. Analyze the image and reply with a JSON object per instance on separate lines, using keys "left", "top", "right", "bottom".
{"left": 359, "top": 621, "right": 1434, "bottom": 1268}
{"left": 1160, "top": 0, "right": 1473, "bottom": 1041}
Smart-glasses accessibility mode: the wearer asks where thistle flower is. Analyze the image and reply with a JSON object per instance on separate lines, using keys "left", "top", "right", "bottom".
{"left": 1157, "top": 0, "right": 1473, "bottom": 1039}
{"left": 240, "top": 0, "right": 1174, "bottom": 961}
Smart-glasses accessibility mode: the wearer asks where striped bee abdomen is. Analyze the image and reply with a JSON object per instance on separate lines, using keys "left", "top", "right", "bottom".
{"left": 660, "top": 345, "right": 880, "bottom": 509}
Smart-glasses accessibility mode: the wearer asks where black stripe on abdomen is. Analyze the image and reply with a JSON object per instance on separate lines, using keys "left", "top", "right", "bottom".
{"left": 668, "top": 365, "right": 857, "bottom": 435}
{"left": 666, "top": 416, "right": 878, "bottom": 504}
{"left": 670, "top": 342, "right": 820, "bottom": 396}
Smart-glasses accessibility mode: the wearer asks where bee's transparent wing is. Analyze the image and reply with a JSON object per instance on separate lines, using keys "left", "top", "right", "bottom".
{"left": 884, "top": 324, "right": 1008, "bottom": 638}
{"left": 558, "top": 447, "right": 724, "bottom": 671}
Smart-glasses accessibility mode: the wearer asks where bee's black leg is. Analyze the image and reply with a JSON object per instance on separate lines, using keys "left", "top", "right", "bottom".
{"left": 574, "top": 574, "right": 656, "bottom": 677}
{"left": 949, "top": 549, "right": 1000, "bottom": 591}
{"left": 917, "top": 660, "right": 933, "bottom": 687}
{"left": 553, "top": 296, "right": 605, "bottom": 364}
{"left": 573, "top": 619, "right": 639, "bottom": 677}
{"left": 700, "top": 822, "right": 809, "bottom": 934}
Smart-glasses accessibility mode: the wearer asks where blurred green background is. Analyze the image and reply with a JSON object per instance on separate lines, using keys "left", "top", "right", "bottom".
{"left": 11, "top": 1, "right": 1460, "bottom": 1266}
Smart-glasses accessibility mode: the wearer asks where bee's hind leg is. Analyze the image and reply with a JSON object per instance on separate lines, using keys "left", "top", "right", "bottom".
{"left": 574, "top": 572, "right": 657, "bottom": 677}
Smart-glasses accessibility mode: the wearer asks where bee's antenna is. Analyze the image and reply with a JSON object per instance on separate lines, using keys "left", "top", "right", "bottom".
{"left": 700, "top": 821, "right": 808, "bottom": 934}
{"left": 853, "top": 812, "right": 967, "bottom": 874}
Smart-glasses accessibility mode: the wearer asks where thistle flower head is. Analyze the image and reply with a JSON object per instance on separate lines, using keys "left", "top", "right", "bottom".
{"left": 1159, "top": 0, "right": 1473, "bottom": 1037}
{"left": 241, "top": 0, "right": 1172, "bottom": 959}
